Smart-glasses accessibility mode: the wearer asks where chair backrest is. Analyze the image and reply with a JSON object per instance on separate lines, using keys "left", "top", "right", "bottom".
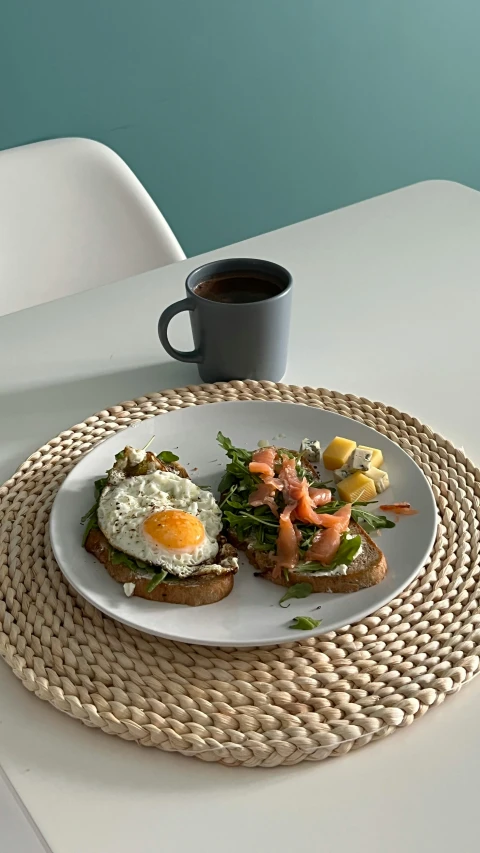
{"left": 0, "top": 137, "right": 185, "bottom": 316}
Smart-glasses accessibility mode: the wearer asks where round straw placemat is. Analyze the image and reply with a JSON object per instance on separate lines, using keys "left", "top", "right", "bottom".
{"left": 1, "top": 381, "right": 479, "bottom": 768}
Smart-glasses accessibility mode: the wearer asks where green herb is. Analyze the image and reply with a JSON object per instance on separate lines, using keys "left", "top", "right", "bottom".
{"left": 279, "top": 583, "right": 313, "bottom": 606}
{"left": 109, "top": 548, "right": 148, "bottom": 573}
{"left": 300, "top": 533, "right": 362, "bottom": 573}
{"left": 298, "top": 525, "right": 317, "bottom": 557}
{"left": 80, "top": 503, "right": 97, "bottom": 525}
{"left": 147, "top": 570, "right": 168, "bottom": 592}
{"left": 94, "top": 477, "right": 108, "bottom": 498}
{"left": 157, "top": 450, "right": 179, "bottom": 464}
{"left": 217, "top": 432, "right": 252, "bottom": 464}
{"left": 351, "top": 507, "right": 395, "bottom": 533}
{"left": 253, "top": 541, "right": 276, "bottom": 552}
{"left": 289, "top": 616, "right": 321, "bottom": 630}
{"left": 297, "top": 561, "right": 330, "bottom": 573}
{"left": 81, "top": 513, "right": 98, "bottom": 545}
{"left": 219, "top": 483, "right": 237, "bottom": 508}
{"left": 283, "top": 567, "right": 290, "bottom": 582}
{"left": 312, "top": 499, "right": 377, "bottom": 516}
{"left": 115, "top": 450, "right": 125, "bottom": 461}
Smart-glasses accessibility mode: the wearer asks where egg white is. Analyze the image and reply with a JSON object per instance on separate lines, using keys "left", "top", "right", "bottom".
{"left": 97, "top": 471, "right": 222, "bottom": 577}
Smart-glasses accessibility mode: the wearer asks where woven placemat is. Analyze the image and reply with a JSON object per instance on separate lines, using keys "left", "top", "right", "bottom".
{"left": 1, "top": 381, "right": 479, "bottom": 768}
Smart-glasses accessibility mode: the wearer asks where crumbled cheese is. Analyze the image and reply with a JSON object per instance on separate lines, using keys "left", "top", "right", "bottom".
{"left": 294, "top": 564, "right": 349, "bottom": 577}
{"left": 349, "top": 447, "right": 373, "bottom": 472}
{"left": 126, "top": 447, "right": 146, "bottom": 465}
{"left": 364, "top": 467, "right": 390, "bottom": 494}
{"left": 123, "top": 582, "right": 136, "bottom": 597}
{"left": 333, "top": 466, "right": 350, "bottom": 483}
{"left": 300, "top": 438, "right": 321, "bottom": 463}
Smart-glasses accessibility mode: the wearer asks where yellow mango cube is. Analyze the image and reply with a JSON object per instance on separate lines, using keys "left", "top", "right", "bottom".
{"left": 337, "top": 471, "right": 376, "bottom": 503}
{"left": 323, "top": 437, "right": 356, "bottom": 471}
{"left": 358, "top": 444, "right": 383, "bottom": 468}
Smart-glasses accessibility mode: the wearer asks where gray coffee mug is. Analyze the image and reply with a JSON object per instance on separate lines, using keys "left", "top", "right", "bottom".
{"left": 158, "top": 258, "right": 292, "bottom": 383}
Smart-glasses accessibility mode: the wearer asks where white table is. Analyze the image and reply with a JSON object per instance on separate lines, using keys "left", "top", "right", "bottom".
{"left": 1, "top": 180, "right": 480, "bottom": 853}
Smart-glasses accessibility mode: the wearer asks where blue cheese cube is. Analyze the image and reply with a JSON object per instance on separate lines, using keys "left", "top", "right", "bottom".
{"left": 349, "top": 447, "right": 373, "bottom": 472}
{"left": 365, "top": 467, "right": 390, "bottom": 493}
{"left": 333, "top": 466, "right": 350, "bottom": 483}
{"left": 300, "top": 438, "right": 321, "bottom": 464}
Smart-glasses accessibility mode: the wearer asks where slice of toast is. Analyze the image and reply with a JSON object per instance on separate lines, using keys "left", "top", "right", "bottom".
{"left": 222, "top": 449, "right": 387, "bottom": 594}
{"left": 85, "top": 528, "right": 238, "bottom": 605}
{"left": 84, "top": 445, "right": 238, "bottom": 606}
{"left": 227, "top": 521, "right": 386, "bottom": 595}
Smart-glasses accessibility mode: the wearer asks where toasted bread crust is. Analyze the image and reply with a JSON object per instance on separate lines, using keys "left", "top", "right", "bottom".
{"left": 226, "top": 521, "right": 387, "bottom": 594}
{"left": 85, "top": 528, "right": 237, "bottom": 606}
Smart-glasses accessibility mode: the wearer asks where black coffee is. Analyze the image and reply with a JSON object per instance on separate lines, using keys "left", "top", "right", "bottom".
{"left": 194, "top": 271, "right": 282, "bottom": 304}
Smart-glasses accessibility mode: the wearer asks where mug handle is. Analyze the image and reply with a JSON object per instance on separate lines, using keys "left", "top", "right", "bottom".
{"left": 158, "top": 298, "right": 202, "bottom": 363}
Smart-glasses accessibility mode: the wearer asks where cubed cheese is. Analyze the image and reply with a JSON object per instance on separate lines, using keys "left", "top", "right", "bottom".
{"left": 349, "top": 447, "right": 373, "bottom": 472}
{"left": 358, "top": 444, "right": 383, "bottom": 468}
{"left": 337, "top": 471, "right": 376, "bottom": 503}
{"left": 323, "top": 437, "right": 357, "bottom": 471}
{"left": 300, "top": 438, "right": 321, "bottom": 464}
{"left": 333, "top": 466, "right": 350, "bottom": 483}
{"left": 364, "top": 467, "right": 389, "bottom": 494}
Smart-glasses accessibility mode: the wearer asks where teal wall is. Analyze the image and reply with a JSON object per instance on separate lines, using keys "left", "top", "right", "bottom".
{"left": 1, "top": 1, "right": 479, "bottom": 256}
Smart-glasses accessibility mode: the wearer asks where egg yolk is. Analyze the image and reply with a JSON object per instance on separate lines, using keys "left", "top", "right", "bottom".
{"left": 143, "top": 509, "right": 205, "bottom": 551}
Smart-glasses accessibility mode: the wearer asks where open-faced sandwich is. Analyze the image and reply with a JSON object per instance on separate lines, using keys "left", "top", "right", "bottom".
{"left": 82, "top": 445, "right": 238, "bottom": 605}
{"left": 217, "top": 433, "right": 397, "bottom": 594}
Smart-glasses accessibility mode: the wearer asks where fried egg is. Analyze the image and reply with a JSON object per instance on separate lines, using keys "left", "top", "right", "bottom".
{"left": 97, "top": 470, "right": 222, "bottom": 577}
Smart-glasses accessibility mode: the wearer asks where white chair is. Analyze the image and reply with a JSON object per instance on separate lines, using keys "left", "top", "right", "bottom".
{"left": 0, "top": 137, "right": 185, "bottom": 316}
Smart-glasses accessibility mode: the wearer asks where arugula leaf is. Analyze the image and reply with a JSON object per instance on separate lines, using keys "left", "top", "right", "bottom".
{"left": 157, "top": 450, "right": 179, "bottom": 464}
{"left": 300, "top": 533, "right": 362, "bottom": 573}
{"left": 217, "top": 432, "right": 252, "bottom": 464}
{"left": 297, "top": 561, "right": 331, "bottom": 573}
{"left": 252, "top": 541, "right": 276, "bottom": 552}
{"left": 279, "top": 583, "right": 313, "bottom": 605}
{"left": 80, "top": 503, "right": 97, "bottom": 525}
{"left": 312, "top": 499, "right": 377, "bottom": 516}
{"left": 109, "top": 548, "right": 149, "bottom": 573}
{"left": 351, "top": 507, "right": 395, "bottom": 533}
{"left": 218, "top": 470, "right": 236, "bottom": 493}
{"left": 298, "top": 525, "right": 317, "bottom": 556}
{"left": 219, "top": 483, "right": 237, "bottom": 508}
{"left": 94, "top": 477, "right": 108, "bottom": 500}
{"left": 289, "top": 616, "right": 322, "bottom": 630}
{"left": 82, "top": 513, "right": 98, "bottom": 545}
{"left": 330, "top": 533, "right": 362, "bottom": 568}
{"left": 147, "top": 570, "right": 168, "bottom": 592}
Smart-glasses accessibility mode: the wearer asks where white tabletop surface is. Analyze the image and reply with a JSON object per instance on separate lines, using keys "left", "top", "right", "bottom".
{"left": 1, "top": 179, "right": 480, "bottom": 853}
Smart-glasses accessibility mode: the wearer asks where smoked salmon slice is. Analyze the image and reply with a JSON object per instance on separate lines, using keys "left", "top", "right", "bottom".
{"left": 278, "top": 455, "right": 305, "bottom": 501}
{"left": 279, "top": 456, "right": 334, "bottom": 525}
{"left": 380, "top": 502, "right": 418, "bottom": 516}
{"left": 274, "top": 504, "right": 298, "bottom": 578}
{"left": 295, "top": 489, "right": 328, "bottom": 525}
{"left": 249, "top": 447, "right": 277, "bottom": 480}
{"left": 306, "top": 526, "right": 342, "bottom": 565}
{"left": 308, "top": 487, "right": 332, "bottom": 507}
{"left": 248, "top": 482, "right": 279, "bottom": 517}
{"left": 314, "top": 503, "right": 352, "bottom": 532}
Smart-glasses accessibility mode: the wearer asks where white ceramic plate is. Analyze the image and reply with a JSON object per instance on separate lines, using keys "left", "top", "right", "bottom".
{"left": 50, "top": 401, "right": 437, "bottom": 647}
